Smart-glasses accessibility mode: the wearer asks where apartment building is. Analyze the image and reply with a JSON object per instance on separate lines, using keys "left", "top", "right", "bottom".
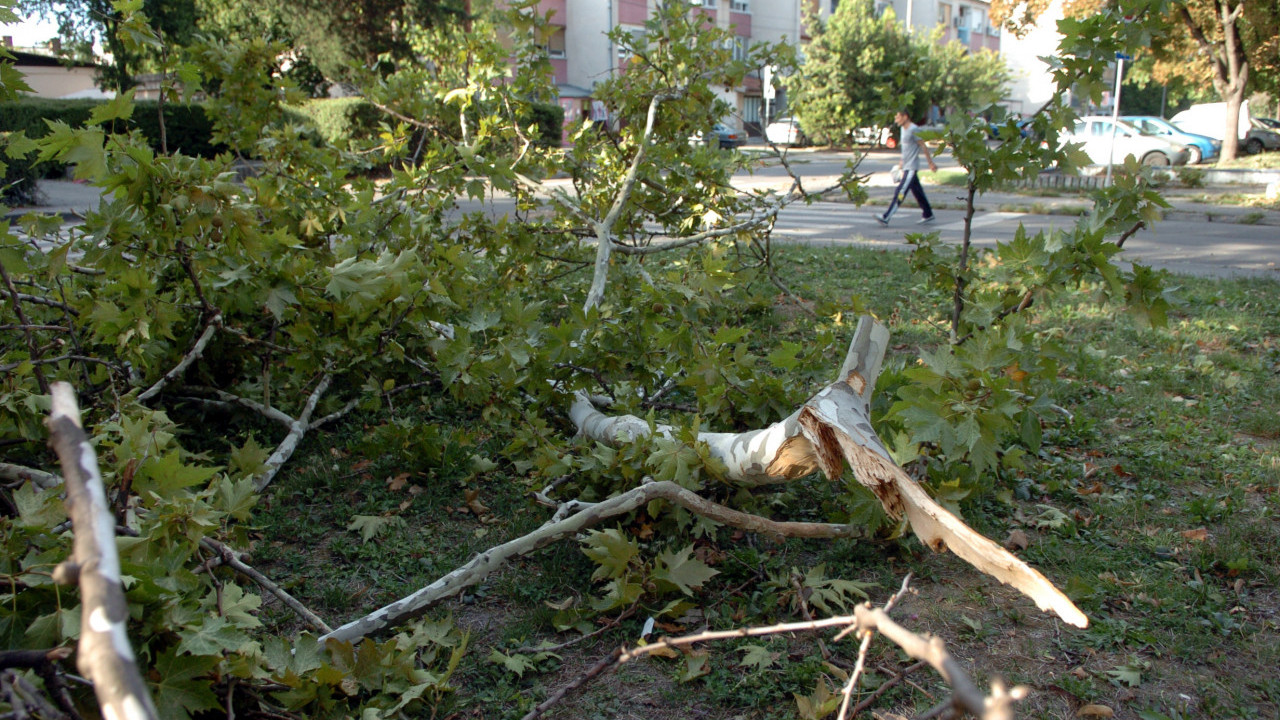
{"left": 520, "top": 0, "right": 999, "bottom": 138}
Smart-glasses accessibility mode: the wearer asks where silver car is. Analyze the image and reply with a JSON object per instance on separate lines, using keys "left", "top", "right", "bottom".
{"left": 1067, "top": 116, "right": 1191, "bottom": 166}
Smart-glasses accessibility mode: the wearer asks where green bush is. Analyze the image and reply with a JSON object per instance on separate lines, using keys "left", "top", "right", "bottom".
{"left": 0, "top": 98, "right": 225, "bottom": 158}
{"left": 0, "top": 98, "right": 227, "bottom": 204}
{"left": 285, "top": 97, "right": 384, "bottom": 148}
{"left": 525, "top": 101, "right": 565, "bottom": 147}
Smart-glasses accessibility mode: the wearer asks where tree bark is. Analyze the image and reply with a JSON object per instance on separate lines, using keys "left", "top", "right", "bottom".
{"left": 45, "top": 383, "right": 160, "bottom": 720}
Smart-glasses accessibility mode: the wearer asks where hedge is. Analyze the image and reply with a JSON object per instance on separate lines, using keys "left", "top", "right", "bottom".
{"left": 284, "top": 97, "right": 384, "bottom": 148}
{"left": 1, "top": 98, "right": 226, "bottom": 205}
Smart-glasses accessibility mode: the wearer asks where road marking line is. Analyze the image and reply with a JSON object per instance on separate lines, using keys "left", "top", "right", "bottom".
{"left": 938, "top": 211, "right": 1025, "bottom": 232}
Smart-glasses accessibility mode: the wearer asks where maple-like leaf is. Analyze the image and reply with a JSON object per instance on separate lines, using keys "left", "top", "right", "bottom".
{"left": 653, "top": 545, "right": 718, "bottom": 595}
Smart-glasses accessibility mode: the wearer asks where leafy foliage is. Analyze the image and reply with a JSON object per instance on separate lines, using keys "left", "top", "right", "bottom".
{"left": 786, "top": 0, "right": 1010, "bottom": 143}
{"left": 0, "top": 1, "right": 1208, "bottom": 718}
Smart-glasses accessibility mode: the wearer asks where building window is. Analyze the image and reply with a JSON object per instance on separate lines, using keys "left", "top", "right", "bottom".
{"left": 733, "top": 36, "right": 747, "bottom": 61}
{"left": 731, "top": 0, "right": 749, "bottom": 11}
{"left": 700, "top": 0, "right": 718, "bottom": 7}
{"left": 938, "top": 3, "right": 952, "bottom": 26}
{"left": 545, "top": 28, "right": 566, "bottom": 59}
{"left": 744, "top": 96, "right": 762, "bottom": 124}
{"left": 617, "top": 27, "right": 646, "bottom": 58}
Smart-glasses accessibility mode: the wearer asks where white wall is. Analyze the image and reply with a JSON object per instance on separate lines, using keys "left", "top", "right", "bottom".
{"left": 998, "top": 0, "right": 1064, "bottom": 115}
{"left": 565, "top": 0, "right": 613, "bottom": 90}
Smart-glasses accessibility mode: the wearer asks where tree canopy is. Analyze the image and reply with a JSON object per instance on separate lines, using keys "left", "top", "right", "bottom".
{"left": 784, "top": 0, "right": 1009, "bottom": 144}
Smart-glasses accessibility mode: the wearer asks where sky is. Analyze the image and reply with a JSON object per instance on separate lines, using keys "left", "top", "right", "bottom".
{"left": 3, "top": 10, "right": 60, "bottom": 47}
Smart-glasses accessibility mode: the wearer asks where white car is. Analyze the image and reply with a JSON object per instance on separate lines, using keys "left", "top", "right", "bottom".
{"left": 1066, "top": 116, "right": 1191, "bottom": 166}
{"left": 764, "top": 117, "right": 806, "bottom": 146}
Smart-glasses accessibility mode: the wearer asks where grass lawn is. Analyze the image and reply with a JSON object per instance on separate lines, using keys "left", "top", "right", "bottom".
{"left": 253, "top": 245, "right": 1279, "bottom": 720}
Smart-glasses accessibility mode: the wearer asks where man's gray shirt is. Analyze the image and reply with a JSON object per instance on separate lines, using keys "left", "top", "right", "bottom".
{"left": 900, "top": 122, "right": 922, "bottom": 171}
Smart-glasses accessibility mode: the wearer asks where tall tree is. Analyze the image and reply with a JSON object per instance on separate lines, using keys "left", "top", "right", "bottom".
{"left": 786, "top": 0, "right": 1008, "bottom": 144}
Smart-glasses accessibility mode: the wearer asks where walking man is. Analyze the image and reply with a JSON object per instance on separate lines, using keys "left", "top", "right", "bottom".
{"left": 877, "top": 110, "right": 937, "bottom": 225}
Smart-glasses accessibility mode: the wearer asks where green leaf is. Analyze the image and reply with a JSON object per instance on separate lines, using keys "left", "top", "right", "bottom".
{"left": 134, "top": 451, "right": 220, "bottom": 497}
{"left": 653, "top": 545, "right": 718, "bottom": 595}
{"left": 152, "top": 647, "right": 221, "bottom": 720}
{"left": 216, "top": 477, "right": 258, "bottom": 521}
{"left": 12, "top": 482, "right": 66, "bottom": 529}
{"left": 347, "top": 514, "right": 406, "bottom": 544}
{"left": 581, "top": 528, "right": 638, "bottom": 581}
{"left": 229, "top": 436, "right": 271, "bottom": 479}
{"left": 204, "top": 583, "right": 262, "bottom": 629}
{"left": 738, "top": 644, "right": 780, "bottom": 671}
{"left": 487, "top": 649, "right": 537, "bottom": 677}
{"left": 176, "top": 615, "right": 251, "bottom": 656}
{"left": 88, "top": 90, "right": 137, "bottom": 125}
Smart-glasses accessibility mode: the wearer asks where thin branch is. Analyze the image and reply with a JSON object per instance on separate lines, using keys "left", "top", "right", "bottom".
{"left": 317, "top": 479, "right": 855, "bottom": 645}
{"left": 1115, "top": 219, "right": 1145, "bottom": 249}
{"left": 0, "top": 462, "right": 62, "bottom": 491}
{"left": 519, "top": 647, "right": 623, "bottom": 720}
{"left": 0, "top": 258, "right": 50, "bottom": 394}
{"left": 197, "top": 538, "right": 332, "bottom": 634}
{"left": 136, "top": 315, "right": 222, "bottom": 403}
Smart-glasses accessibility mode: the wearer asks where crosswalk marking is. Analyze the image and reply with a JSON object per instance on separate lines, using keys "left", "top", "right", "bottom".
{"left": 938, "top": 211, "right": 1027, "bottom": 232}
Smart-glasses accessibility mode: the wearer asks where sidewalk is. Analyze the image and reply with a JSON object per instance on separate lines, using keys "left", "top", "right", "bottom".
{"left": 7, "top": 174, "right": 1280, "bottom": 228}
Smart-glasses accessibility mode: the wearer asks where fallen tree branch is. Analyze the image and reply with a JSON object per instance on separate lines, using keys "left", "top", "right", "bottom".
{"left": 197, "top": 538, "right": 333, "bottom": 634}
{"left": 317, "top": 479, "right": 854, "bottom": 645}
{"left": 254, "top": 374, "right": 334, "bottom": 492}
{"left": 571, "top": 316, "right": 1088, "bottom": 628}
{"left": 136, "top": 314, "right": 222, "bottom": 402}
{"left": 0, "top": 462, "right": 62, "bottom": 491}
{"left": 44, "top": 382, "right": 160, "bottom": 720}
{"left": 0, "top": 648, "right": 82, "bottom": 720}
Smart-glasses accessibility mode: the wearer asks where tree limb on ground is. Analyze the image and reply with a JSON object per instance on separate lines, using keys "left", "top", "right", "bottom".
{"left": 316, "top": 479, "right": 855, "bottom": 645}
{"left": 45, "top": 382, "right": 160, "bottom": 720}
{"left": 571, "top": 316, "right": 1088, "bottom": 629}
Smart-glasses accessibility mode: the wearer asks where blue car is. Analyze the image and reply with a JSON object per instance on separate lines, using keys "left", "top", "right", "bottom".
{"left": 1121, "top": 116, "right": 1220, "bottom": 164}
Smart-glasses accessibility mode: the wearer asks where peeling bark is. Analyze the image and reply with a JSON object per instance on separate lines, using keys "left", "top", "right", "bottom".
{"left": 44, "top": 383, "right": 160, "bottom": 720}
{"left": 571, "top": 317, "right": 1088, "bottom": 628}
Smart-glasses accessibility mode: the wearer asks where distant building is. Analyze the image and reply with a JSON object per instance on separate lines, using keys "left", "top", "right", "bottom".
{"left": 3, "top": 38, "right": 105, "bottom": 99}
{"left": 500, "top": 0, "right": 999, "bottom": 140}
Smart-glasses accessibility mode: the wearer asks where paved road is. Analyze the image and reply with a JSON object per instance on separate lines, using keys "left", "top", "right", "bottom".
{"left": 9, "top": 152, "right": 1280, "bottom": 279}
{"left": 765, "top": 200, "right": 1280, "bottom": 278}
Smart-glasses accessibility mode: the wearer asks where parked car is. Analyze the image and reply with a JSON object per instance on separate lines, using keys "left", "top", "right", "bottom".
{"left": 691, "top": 122, "right": 746, "bottom": 149}
{"left": 1245, "top": 119, "right": 1280, "bottom": 154}
{"left": 1066, "top": 116, "right": 1191, "bottom": 166}
{"left": 764, "top": 117, "right": 806, "bottom": 146}
{"left": 1168, "top": 101, "right": 1279, "bottom": 154}
{"left": 1121, "top": 115, "right": 1220, "bottom": 164}
{"left": 1257, "top": 117, "right": 1280, "bottom": 131}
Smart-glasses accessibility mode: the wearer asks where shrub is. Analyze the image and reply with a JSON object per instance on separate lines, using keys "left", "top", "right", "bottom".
{"left": 285, "top": 97, "right": 384, "bottom": 148}
{"left": 2, "top": 131, "right": 40, "bottom": 206}
{"left": 0, "top": 98, "right": 224, "bottom": 156}
{"left": 525, "top": 100, "right": 565, "bottom": 147}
